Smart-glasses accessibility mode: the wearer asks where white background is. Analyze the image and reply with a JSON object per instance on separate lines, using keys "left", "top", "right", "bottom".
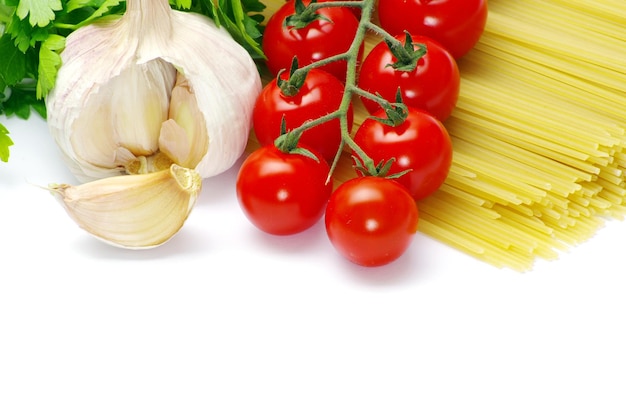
{"left": 1, "top": 114, "right": 625, "bottom": 414}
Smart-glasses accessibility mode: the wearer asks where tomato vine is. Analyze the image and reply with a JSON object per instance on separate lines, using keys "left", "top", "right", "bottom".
{"left": 263, "top": 0, "right": 430, "bottom": 179}
{"left": 241, "top": 0, "right": 484, "bottom": 266}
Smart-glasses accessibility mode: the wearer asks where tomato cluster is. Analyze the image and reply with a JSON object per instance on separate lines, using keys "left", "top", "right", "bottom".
{"left": 236, "top": 0, "right": 487, "bottom": 267}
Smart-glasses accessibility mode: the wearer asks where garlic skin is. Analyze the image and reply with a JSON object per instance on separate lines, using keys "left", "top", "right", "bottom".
{"left": 46, "top": 0, "right": 261, "bottom": 182}
{"left": 49, "top": 165, "right": 202, "bottom": 249}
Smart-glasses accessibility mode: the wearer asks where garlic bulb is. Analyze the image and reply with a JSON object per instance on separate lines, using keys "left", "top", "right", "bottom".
{"left": 47, "top": 0, "right": 261, "bottom": 181}
{"left": 45, "top": 0, "right": 262, "bottom": 248}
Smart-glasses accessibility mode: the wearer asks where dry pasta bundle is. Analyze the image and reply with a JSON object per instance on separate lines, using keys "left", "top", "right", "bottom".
{"left": 257, "top": 0, "right": 626, "bottom": 270}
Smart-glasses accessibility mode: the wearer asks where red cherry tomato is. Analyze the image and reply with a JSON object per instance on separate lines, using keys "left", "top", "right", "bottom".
{"left": 377, "top": 0, "right": 488, "bottom": 59}
{"left": 236, "top": 145, "right": 333, "bottom": 235}
{"left": 325, "top": 176, "right": 419, "bottom": 266}
{"left": 353, "top": 106, "right": 453, "bottom": 200}
{"left": 253, "top": 69, "right": 354, "bottom": 163}
{"left": 357, "top": 34, "right": 460, "bottom": 122}
{"left": 262, "top": 0, "right": 363, "bottom": 83}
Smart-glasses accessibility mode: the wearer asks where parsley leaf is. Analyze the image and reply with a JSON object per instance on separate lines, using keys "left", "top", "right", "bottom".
{"left": 0, "top": 33, "right": 27, "bottom": 89}
{"left": 173, "top": 0, "right": 266, "bottom": 60}
{"left": 0, "top": 123, "right": 13, "bottom": 163}
{"left": 36, "top": 34, "right": 64, "bottom": 98}
{"left": 15, "top": 0, "right": 63, "bottom": 28}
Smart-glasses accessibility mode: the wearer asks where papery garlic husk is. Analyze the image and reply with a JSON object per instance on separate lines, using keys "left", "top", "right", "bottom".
{"left": 44, "top": 0, "right": 261, "bottom": 248}
{"left": 49, "top": 164, "right": 202, "bottom": 249}
{"left": 46, "top": 0, "right": 261, "bottom": 182}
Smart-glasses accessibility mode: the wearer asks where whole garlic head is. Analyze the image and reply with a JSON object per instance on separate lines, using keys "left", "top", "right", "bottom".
{"left": 45, "top": 0, "right": 262, "bottom": 248}
{"left": 46, "top": 0, "right": 261, "bottom": 181}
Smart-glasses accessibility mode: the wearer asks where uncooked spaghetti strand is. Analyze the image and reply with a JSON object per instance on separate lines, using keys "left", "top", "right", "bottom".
{"left": 490, "top": 0, "right": 626, "bottom": 42}
{"left": 534, "top": 0, "right": 626, "bottom": 27}
{"left": 459, "top": 49, "right": 626, "bottom": 126}
{"left": 436, "top": 183, "right": 489, "bottom": 208}
{"left": 447, "top": 114, "right": 590, "bottom": 192}
{"left": 447, "top": 130, "right": 587, "bottom": 198}
{"left": 419, "top": 199, "right": 539, "bottom": 254}
{"left": 476, "top": 31, "right": 626, "bottom": 92}
{"left": 454, "top": 102, "right": 603, "bottom": 173}
{"left": 459, "top": 79, "right": 617, "bottom": 156}
{"left": 484, "top": 11, "right": 625, "bottom": 74}
{"left": 450, "top": 136, "right": 556, "bottom": 193}
{"left": 451, "top": 146, "right": 550, "bottom": 204}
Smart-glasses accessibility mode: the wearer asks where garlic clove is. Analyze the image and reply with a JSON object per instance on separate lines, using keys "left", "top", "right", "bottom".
{"left": 158, "top": 72, "right": 209, "bottom": 168}
{"left": 48, "top": 164, "right": 201, "bottom": 249}
{"left": 133, "top": 4, "right": 262, "bottom": 178}
{"left": 50, "top": 57, "right": 178, "bottom": 181}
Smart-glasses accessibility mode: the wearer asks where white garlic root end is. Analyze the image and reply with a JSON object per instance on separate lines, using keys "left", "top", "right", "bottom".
{"left": 49, "top": 164, "right": 202, "bottom": 249}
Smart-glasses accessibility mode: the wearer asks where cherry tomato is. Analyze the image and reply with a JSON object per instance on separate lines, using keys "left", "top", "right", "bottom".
{"left": 236, "top": 145, "right": 333, "bottom": 235}
{"left": 357, "top": 34, "right": 460, "bottom": 122}
{"left": 253, "top": 69, "right": 354, "bottom": 163}
{"left": 377, "top": 0, "right": 488, "bottom": 59}
{"left": 353, "top": 106, "right": 452, "bottom": 200}
{"left": 325, "top": 176, "right": 419, "bottom": 266}
{"left": 262, "top": 0, "right": 363, "bottom": 83}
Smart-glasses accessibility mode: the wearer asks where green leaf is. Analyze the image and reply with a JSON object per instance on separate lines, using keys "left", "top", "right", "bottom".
{"left": 66, "top": 0, "right": 110, "bottom": 12}
{"left": 0, "top": 33, "right": 26, "bottom": 89}
{"left": 5, "top": 12, "right": 51, "bottom": 52}
{"left": 240, "top": 0, "right": 266, "bottom": 13}
{"left": 64, "top": 0, "right": 124, "bottom": 29}
{"left": 36, "top": 33, "right": 65, "bottom": 99}
{"left": 16, "top": 0, "right": 62, "bottom": 27}
{"left": 0, "top": 122, "right": 13, "bottom": 162}
{"left": 1, "top": 4, "right": 15, "bottom": 27}
{"left": 199, "top": 0, "right": 265, "bottom": 59}
{"left": 170, "top": 0, "right": 193, "bottom": 9}
{"left": 3, "top": 85, "right": 41, "bottom": 119}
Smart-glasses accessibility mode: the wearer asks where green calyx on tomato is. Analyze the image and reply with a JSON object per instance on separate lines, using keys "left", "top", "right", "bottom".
{"left": 284, "top": 0, "right": 331, "bottom": 29}
{"left": 353, "top": 105, "right": 453, "bottom": 200}
{"left": 368, "top": 88, "right": 409, "bottom": 127}
{"left": 384, "top": 32, "right": 428, "bottom": 72}
{"left": 276, "top": 57, "right": 308, "bottom": 97}
{"left": 357, "top": 33, "right": 460, "bottom": 121}
{"left": 273, "top": 117, "right": 321, "bottom": 162}
{"left": 350, "top": 89, "right": 414, "bottom": 179}
{"left": 253, "top": 67, "right": 352, "bottom": 163}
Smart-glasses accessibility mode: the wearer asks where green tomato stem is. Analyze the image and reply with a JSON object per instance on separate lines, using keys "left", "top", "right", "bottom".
{"left": 329, "top": 0, "right": 378, "bottom": 178}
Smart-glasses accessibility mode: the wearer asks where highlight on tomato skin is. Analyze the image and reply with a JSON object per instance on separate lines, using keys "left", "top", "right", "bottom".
{"left": 324, "top": 176, "right": 419, "bottom": 267}
{"left": 376, "top": 0, "right": 489, "bottom": 60}
{"left": 236, "top": 145, "right": 333, "bottom": 236}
